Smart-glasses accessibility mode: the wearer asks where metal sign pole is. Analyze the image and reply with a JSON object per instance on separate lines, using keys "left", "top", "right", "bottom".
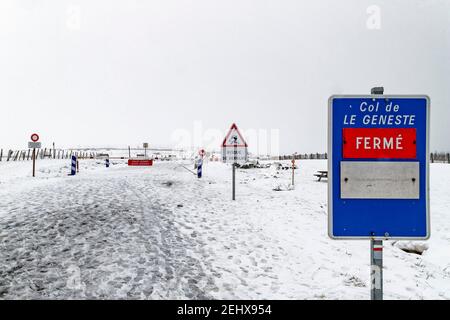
{"left": 232, "top": 143, "right": 237, "bottom": 200}
{"left": 370, "top": 86, "right": 384, "bottom": 301}
{"left": 232, "top": 163, "right": 236, "bottom": 200}
{"left": 32, "top": 148, "right": 36, "bottom": 177}
{"left": 370, "top": 239, "right": 383, "bottom": 300}
{"left": 291, "top": 160, "right": 295, "bottom": 186}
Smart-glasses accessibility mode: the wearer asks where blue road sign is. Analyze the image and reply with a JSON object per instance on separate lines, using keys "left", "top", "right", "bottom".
{"left": 328, "top": 95, "right": 430, "bottom": 239}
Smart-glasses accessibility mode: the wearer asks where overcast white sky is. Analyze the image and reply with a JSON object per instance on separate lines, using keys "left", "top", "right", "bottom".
{"left": 1, "top": 0, "right": 449, "bottom": 154}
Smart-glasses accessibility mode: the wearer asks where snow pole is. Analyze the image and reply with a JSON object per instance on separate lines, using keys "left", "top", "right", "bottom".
{"left": 70, "top": 155, "right": 77, "bottom": 175}
{"left": 106, "top": 158, "right": 110, "bottom": 168}
{"left": 197, "top": 158, "right": 203, "bottom": 178}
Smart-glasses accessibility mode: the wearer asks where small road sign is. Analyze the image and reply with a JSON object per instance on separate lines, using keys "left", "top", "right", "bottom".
{"left": 143, "top": 143, "right": 149, "bottom": 157}
{"left": 328, "top": 95, "right": 430, "bottom": 240}
{"left": 29, "top": 133, "right": 41, "bottom": 177}
{"left": 31, "top": 133, "right": 39, "bottom": 142}
{"left": 221, "top": 123, "right": 248, "bottom": 164}
{"left": 222, "top": 123, "right": 248, "bottom": 200}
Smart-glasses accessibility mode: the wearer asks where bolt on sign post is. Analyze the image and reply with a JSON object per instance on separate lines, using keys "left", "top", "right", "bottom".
{"left": 28, "top": 133, "right": 41, "bottom": 177}
{"left": 328, "top": 88, "right": 430, "bottom": 300}
{"left": 221, "top": 123, "right": 248, "bottom": 200}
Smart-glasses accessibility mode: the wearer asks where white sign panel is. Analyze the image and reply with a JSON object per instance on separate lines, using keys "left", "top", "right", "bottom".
{"left": 28, "top": 142, "right": 42, "bottom": 149}
{"left": 222, "top": 147, "right": 248, "bottom": 164}
{"left": 340, "top": 161, "right": 420, "bottom": 199}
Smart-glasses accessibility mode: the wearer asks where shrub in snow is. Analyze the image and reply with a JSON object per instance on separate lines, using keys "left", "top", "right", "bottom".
{"left": 273, "top": 184, "right": 283, "bottom": 191}
{"left": 272, "top": 183, "right": 294, "bottom": 191}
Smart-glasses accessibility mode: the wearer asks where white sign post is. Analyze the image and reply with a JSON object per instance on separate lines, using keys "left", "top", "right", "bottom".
{"left": 221, "top": 123, "right": 248, "bottom": 200}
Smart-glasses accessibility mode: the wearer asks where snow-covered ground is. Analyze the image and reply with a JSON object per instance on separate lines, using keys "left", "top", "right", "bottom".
{"left": 0, "top": 158, "right": 449, "bottom": 299}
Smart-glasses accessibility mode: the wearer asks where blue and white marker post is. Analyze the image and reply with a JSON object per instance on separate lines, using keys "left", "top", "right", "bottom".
{"left": 197, "top": 149, "right": 205, "bottom": 178}
{"left": 106, "top": 158, "right": 110, "bottom": 168}
{"left": 70, "top": 155, "right": 77, "bottom": 176}
{"left": 197, "top": 158, "right": 202, "bottom": 178}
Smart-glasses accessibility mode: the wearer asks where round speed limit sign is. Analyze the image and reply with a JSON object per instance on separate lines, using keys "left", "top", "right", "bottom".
{"left": 31, "top": 133, "right": 39, "bottom": 142}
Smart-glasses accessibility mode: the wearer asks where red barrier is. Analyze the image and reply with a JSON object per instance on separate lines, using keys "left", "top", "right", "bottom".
{"left": 128, "top": 159, "right": 153, "bottom": 166}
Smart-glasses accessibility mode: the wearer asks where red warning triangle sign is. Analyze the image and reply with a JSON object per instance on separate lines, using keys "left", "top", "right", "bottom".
{"left": 222, "top": 123, "right": 248, "bottom": 147}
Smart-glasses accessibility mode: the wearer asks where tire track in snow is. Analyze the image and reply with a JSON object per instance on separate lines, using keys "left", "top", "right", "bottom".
{"left": 0, "top": 168, "right": 216, "bottom": 299}
{"left": 122, "top": 177, "right": 215, "bottom": 299}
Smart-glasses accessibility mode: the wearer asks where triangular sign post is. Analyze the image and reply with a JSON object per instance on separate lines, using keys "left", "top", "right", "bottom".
{"left": 221, "top": 123, "right": 248, "bottom": 200}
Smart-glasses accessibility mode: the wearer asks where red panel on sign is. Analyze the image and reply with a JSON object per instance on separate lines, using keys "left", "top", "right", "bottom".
{"left": 343, "top": 128, "right": 416, "bottom": 159}
{"left": 128, "top": 159, "right": 153, "bottom": 166}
